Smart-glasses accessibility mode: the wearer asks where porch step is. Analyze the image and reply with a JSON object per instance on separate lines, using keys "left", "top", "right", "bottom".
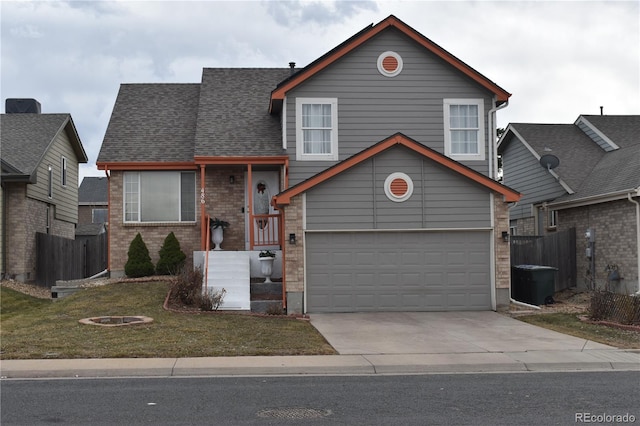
{"left": 250, "top": 300, "right": 284, "bottom": 315}
{"left": 250, "top": 281, "right": 283, "bottom": 314}
{"left": 206, "top": 251, "right": 250, "bottom": 310}
{"left": 250, "top": 281, "right": 283, "bottom": 298}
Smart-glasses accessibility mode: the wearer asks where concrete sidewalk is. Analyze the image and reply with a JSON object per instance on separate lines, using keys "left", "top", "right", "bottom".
{"left": 2, "top": 350, "right": 639, "bottom": 379}
{"left": 2, "top": 311, "right": 639, "bottom": 379}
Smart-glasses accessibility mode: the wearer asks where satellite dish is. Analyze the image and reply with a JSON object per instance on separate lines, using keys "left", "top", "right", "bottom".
{"left": 540, "top": 154, "right": 560, "bottom": 171}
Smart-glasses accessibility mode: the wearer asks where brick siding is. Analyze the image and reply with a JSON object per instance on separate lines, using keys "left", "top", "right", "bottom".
{"left": 556, "top": 199, "right": 638, "bottom": 293}
{"left": 4, "top": 183, "right": 74, "bottom": 282}
{"left": 494, "top": 195, "right": 511, "bottom": 310}
{"left": 108, "top": 167, "right": 246, "bottom": 275}
{"left": 283, "top": 194, "right": 304, "bottom": 293}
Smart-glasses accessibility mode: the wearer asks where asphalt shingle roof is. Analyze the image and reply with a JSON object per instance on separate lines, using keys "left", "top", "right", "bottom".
{"left": 506, "top": 116, "right": 640, "bottom": 204}
{"left": 98, "top": 84, "right": 200, "bottom": 163}
{"left": 581, "top": 115, "right": 640, "bottom": 149}
{"left": 507, "top": 123, "right": 605, "bottom": 191}
{"left": 194, "top": 68, "right": 291, "bottom": 157}
{"left": 1, "top": 113, "right": 72, "bottom": 176}
{"left": 78, "top": 176, "right": 108, "bottom": 203}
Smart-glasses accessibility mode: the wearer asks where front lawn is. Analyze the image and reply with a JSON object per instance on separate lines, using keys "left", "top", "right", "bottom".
{"left": 517, "top": 313, "right": 640, "bottom": 349}
{"left": 0, "top": 282, "right": 336, "bottom": 359}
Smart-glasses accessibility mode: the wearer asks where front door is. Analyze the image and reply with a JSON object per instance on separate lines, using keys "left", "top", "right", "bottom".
{"left": 245, "top": 170, "right": 280, "bottom": 250}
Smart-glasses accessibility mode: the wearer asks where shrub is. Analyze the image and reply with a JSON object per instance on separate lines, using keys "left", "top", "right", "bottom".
{"left": 156, "top": 232, "right": 186, "bottom": 275}
{"left": 171, "top": 267, "right": 203, "bottom": 306}
{"left": 171, "top": 267, "right": 226, "bottom": 311}
{"left": 124, "top": 233, "right": 155, "bottom": 278}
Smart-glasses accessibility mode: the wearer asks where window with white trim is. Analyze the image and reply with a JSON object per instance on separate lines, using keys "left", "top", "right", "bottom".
{"left": 47, "top": 165, "right": 53, "bottom": 198}
{"left": 61, "top": 156, "right": 67, "bottom": 187}
{"left": 124, "top": 171, "right": 196, "bottom": 223}
{"left": 296, "top": 97, "right": 338, "bottom": 161}
{"left": 443, "top": 99, "right": 485, "bottom": 161}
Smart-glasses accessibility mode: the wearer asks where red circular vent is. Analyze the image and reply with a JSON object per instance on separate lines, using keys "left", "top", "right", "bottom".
{"left": 377, "top": 51, "right": 403, "bottom": 77}
{"left": 384, "top": 172, "right": 413, "bottom": 202}
{"left": 390, "top": 178, "right": 408, "bottom": 197}
{"left": 382, "top": 55, "right": 399, "bottom": 73}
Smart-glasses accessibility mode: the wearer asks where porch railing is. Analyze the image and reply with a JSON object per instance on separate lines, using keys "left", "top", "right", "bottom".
{"left": 251, "top": 213, "right": 281, "bottom": 248}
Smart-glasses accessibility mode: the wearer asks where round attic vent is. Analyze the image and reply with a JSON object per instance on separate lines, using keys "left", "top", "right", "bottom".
{"left": 377, "top": 51, "right": 403, "bottom": 77}
{"left": 384, "top": 172, "right": 413, "bottom": 202}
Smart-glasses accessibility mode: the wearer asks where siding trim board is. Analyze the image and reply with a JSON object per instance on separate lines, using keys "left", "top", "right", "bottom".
{"left": 274, "top": 133, "right": 521, "bottom": 206}
{"left": 270, "top": 15, "right": 510, "bottom": 112}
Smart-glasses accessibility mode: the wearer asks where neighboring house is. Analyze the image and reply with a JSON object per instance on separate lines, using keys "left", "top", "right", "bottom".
{"left": 97, "top": 15, "right": 520, "bottom": 313}
{"left": 498, "top": 115, "right": 640, "bottom": 295}
{"left": 78, "top": 176, "right": 108, "bottom": 225}
{"left": 1, "top": 98, "right": 88, "bottom": 282}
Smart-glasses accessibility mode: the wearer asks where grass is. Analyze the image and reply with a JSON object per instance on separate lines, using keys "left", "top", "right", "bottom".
{"left": 517, "top": 313, "right": 640, "bottom": 350}
{"left": 0, "top": 282, "right": 336, "bottom": 359}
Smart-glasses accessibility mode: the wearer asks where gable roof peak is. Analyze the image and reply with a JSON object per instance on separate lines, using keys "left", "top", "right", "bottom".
{"left": 269, "top": 16, "right": 510, "bottom": 112}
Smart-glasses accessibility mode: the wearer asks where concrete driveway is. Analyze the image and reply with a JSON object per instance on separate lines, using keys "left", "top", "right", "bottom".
{"left": 309, "top": 311, "right": 614, "bottom": 355}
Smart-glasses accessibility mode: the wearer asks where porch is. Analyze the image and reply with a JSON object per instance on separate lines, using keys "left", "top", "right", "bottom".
{"left": 196, "top": 159, "right": 289, "bottom": 313}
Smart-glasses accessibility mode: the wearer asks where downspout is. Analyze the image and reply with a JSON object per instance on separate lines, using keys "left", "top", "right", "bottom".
{"left": 488, "top": 100, "right": 509, "bottom": 180}
{"left": 628, "top": 188, "right": 640, "bottom": 295}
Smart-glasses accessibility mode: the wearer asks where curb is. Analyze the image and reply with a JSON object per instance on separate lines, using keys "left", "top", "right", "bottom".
{"left": 2, "top": 351, "right": 639, "bottom": 379}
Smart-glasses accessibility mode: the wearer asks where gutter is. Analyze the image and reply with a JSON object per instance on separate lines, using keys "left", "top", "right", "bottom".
{"left": 488, "top": 100, "right": 509, "bottom": 180}
{"left": 548, "top": 188, "right": 637, "bottom": 210}
{"left": 628, "top": 187, "right": 640, "bottom": 295}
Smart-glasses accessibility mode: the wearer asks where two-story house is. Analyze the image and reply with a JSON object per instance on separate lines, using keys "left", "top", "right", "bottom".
{"left": 1, "top": 98, "right": 88, "bottom": 282}
{"left": 97, "top": 15, "right": 520, "bottom": 314}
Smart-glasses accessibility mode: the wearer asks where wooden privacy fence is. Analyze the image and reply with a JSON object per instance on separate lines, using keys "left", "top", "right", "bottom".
{"left": 36, "top": 232, "right": 107, "bottom": 287}
{"left": 511, "top": 228, "right": 577, "bottom": 291}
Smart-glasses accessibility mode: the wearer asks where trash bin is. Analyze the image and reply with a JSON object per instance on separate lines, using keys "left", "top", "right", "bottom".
{"left": 511, "top": 265, "right": 558, "bottom": 306}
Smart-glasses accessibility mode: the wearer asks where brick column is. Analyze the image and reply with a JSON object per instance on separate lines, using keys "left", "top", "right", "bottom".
{"left": 494, "top": 194, "right": 511, "bottom": 310}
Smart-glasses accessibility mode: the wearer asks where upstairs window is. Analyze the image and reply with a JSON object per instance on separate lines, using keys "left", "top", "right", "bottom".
{"left": 443, "top": 99, "right": 485, "bottom": 161}
{"left": 296, "top": 98, "right": 338, "bottom": 161}
{"left": 61, "top": 156, "right": 67, "bottom": 187}
{"left": 124, "top": 171, "right": 196, "bottom": 223}
{"left": 48, "top": 165, "right": 53, "bottom": 198}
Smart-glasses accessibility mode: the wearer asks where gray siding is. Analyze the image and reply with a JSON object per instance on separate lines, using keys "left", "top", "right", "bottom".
{"left": 286, "top": 28, "right": 494, "bottom": 186}
{"left": 306, "top": 145, "right": 491, "bottom": 230}
{"left": 26, "top": 127, "right": 80, "bottom": 223}
{"left": 501, "top": 136, "right": 567, "bottom": 220}
{"left": 576, "top": 120, "right": 616, "bottom": 152}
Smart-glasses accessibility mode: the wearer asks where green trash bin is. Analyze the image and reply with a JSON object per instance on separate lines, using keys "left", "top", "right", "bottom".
{"left": 512, "top": 265, "right": 558, "bottom": 306}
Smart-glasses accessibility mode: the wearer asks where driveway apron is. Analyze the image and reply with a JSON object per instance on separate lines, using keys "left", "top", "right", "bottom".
{"left": 309, "top": 312, "right": 614, "bottom": 355}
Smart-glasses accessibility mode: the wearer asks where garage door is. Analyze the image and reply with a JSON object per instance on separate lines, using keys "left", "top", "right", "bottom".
{"left": 305, "top": 231, "right": 491, "bottom": 312}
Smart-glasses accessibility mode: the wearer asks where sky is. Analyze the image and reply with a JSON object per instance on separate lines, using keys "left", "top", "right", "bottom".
{"left": 1, "top": 0, "right": 638, "bottom": 183}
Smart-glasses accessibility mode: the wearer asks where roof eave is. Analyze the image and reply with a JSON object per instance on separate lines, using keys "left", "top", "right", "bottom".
{"left": 547, "top": 188, "right": 640, "bottom": 210}
{"left": 274, "top": 133, "right": 520, "bottom": 206}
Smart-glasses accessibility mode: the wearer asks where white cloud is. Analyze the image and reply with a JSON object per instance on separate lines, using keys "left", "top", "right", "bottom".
{"left": 1, "top": 0, "right": 638, "bottom": 183}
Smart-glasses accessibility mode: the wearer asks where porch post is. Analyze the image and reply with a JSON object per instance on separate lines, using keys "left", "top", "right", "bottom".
{"left": 200, "top": 164, "right": 206, "bottom": 251}
{"left": 247, "top": 164, "right": 253, "bottom": 250}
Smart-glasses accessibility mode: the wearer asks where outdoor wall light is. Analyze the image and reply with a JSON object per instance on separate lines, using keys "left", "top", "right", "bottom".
{"left": 502, "top": 231, "right": 510, "bottom": 242}
{"left": 229, "top": 175, "right": 235, "bottom": 184}
{"left": 289, "top": 233, "right": 296, "bottom": 245}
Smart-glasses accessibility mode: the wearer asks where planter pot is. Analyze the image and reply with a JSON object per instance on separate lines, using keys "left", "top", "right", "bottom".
{"left": 259, "top": 257, "right": 275, "bottom": 283}
{"left": 211, "top": 227, "right": 224, "bottom": 250}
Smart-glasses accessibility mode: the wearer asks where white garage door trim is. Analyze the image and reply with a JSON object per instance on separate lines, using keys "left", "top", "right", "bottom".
{"left": 304, "top": 229, "right": 493, "bottom": 313}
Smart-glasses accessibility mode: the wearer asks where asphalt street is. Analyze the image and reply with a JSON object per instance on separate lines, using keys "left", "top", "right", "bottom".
{"left": 2, "top": 371, "right": 639, "bottom": 425}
